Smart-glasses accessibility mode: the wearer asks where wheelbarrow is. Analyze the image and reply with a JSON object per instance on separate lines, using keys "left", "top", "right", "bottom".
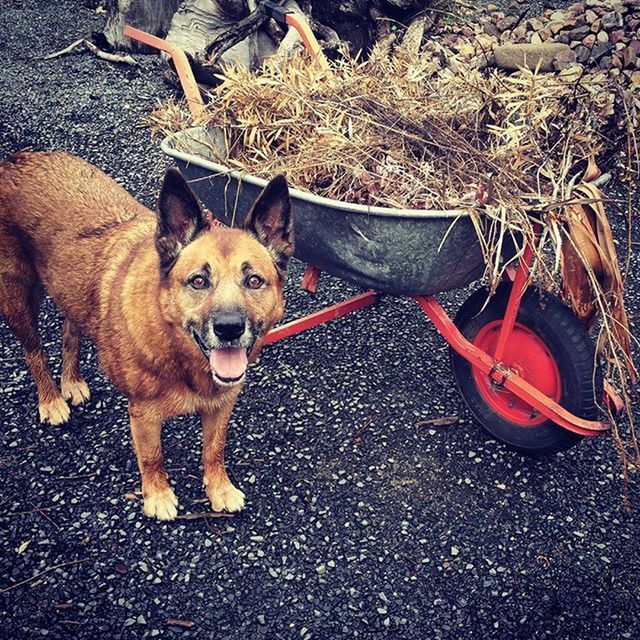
{"left": 124, "top": 6, "right": 618, "bottom": 453}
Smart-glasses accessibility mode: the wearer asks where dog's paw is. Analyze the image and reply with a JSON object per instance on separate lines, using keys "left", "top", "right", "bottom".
{"left": 143, "top": 487, "right": 179, "bottom": 521}
{"left": 61, "top": 378, "right": 90, "bottom": 406}
{"left": 39, "top": 396, "right": 71, "bottom": 425}
{"left": 206, "top": 480, "right": 245, "bottom": 513}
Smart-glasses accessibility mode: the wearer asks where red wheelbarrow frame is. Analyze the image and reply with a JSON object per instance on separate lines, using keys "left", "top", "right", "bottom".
{"left": 264, "top": 256, "right": 610, "bottom": 438}
{"left": 124, "top": 19, "right": 614, "bottom": 438}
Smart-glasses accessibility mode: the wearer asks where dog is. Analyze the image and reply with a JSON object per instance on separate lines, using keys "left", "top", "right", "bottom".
{"left": 0, "top": 151, "right": 293, "bottom": 520}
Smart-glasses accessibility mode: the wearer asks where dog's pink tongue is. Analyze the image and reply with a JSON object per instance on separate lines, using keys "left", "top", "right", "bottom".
{"left": 209, "top": 348, "right": 248, "bottom": 380}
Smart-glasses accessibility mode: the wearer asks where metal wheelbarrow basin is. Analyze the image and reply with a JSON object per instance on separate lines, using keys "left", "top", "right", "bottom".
{"left": 161, "top": 126, "right": 505, "bottom": 296}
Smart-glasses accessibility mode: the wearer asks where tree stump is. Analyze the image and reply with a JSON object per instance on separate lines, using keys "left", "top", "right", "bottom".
{"left": 102, "top": 0, "right": 182, "bottom": 51}
{"left": 100, "top": 0, "right": 435, "bottom": 62}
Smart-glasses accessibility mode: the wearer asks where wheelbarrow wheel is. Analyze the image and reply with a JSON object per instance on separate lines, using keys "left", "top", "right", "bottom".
{"left": 450, "top": 283, "right": 602, "bottom": 454}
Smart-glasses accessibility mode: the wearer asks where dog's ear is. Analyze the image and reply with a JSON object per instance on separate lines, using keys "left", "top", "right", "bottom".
{"left": 156, "top": 168, "right": 209, "bottom": 275}
{"left": 244, "top": 174, "right": 294, "bottom": 273}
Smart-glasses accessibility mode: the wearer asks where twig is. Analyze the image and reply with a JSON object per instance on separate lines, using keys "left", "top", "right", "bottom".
{"left": 416, "top": 416, "right": 460, "bottom": 427}
{"left": 0, "top": 558, "right": 92, "bottom": 594}
{"left": 511, "top": 8, "right": 530, "bottom": 31}
{"left": 166, "top": 619, "right": 195, "bottom": 629}
{"left": 246, "top": 0, "right": 261, "bottom": 69}
{"left": 354, "top": 417, "right": 374, "bottom": 440}
{"left": 83, "top": 39, "right": 137, "bottom": 66}
{"left": 6, "top": 505, "right": 62, "bottom": 517}
{"left": 203, "top": 1, "right": 285, "bottom": 62}
{"left": 55, "top": 472, "right": 98, "bottom": 481}
{"left": 0, "top": 493, "right": 17, "bottom": 509}
{"left": 174, "top": 512, "right": 235, "bottom": 520}
{"left": 43, "top": 38, "right": 84, "bottom": 60}
{"left": 30, "top": 502, "right": 61, "bottom": 531}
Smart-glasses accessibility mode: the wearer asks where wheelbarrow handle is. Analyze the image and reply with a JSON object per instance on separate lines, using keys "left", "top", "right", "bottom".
{"left": 124, "top": 4, "right": 327, "bottom": 118}
{"left": 123, "top": 25, "right": 206, "bottom": 121}
{"left": 259, "top": 1, "right": 329, "bottom": 69}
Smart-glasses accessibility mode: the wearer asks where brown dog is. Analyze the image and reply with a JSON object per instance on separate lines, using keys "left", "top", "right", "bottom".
{"left": 0, "top": 151, "right": 293, "bottom": 520}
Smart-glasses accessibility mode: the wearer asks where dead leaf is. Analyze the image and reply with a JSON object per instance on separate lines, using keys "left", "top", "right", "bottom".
{"left": 583, "top": 154, "right": 601, "bottom": 182}
{"left": 561, "top": 183, "right": 636, "bottom": 381}
{"left": 476, "top": 184, "right": 491, "bottom": 205}
{"left": 114, "top": 563, "right": 128, "bottom": 574}
{"left": 17, "top": 540, "right": 31, "bottom": 555}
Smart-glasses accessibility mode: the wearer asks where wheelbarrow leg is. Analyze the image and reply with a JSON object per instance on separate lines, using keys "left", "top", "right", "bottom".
{"left": 300, "top": 265, "right": 322, "bottom": 294}
{"left": 123, "top": 25, "right": 206, "bottom": 121}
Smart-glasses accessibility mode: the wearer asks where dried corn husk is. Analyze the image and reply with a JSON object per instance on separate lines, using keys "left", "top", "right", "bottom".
{"left": 561, "top": 183, "right": 636, "bottom": 382}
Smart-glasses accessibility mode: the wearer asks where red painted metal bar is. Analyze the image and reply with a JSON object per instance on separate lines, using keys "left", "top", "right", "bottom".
{"left": 264, "top": 291, "right": 380, "bottom": 345}
{"left": 413, "top": 295, "right": 609, "bottom": 436}
{"left": 259, "top": 1, "right": 330, "bottom": 70}
{"left": 123, "top": 26, "right": 207, "bottom": 121}
{"left": 284, "top": 12, "right": 330, "bottom": 69}
{"left": 493, "top": 241, "right": 535, "bottom": 363}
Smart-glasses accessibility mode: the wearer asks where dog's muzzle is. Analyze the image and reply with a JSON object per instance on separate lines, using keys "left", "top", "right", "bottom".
{"left": 191, "top": 312, "right": 256, "bottom": 386}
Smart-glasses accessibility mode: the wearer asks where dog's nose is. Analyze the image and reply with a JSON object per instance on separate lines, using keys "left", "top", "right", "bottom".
{"left": 212, "top": 312, "right": 246, "bottom": 342}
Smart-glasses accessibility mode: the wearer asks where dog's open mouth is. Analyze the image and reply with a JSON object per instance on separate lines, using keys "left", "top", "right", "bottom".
{"left": 209, "top": 347, "right": 248, "bottom": 383}
{"left": 193, "top": 332, "right": 248, "bottom": 384}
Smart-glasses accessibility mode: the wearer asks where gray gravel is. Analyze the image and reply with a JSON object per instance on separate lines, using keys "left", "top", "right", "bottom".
{"left": 1, "top": 1, "right": 639, "bottom": 639}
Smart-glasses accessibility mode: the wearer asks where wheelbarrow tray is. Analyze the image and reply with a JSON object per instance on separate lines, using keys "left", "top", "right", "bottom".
{"left": 162, "top": 126, "right": 510, "bottom": 295}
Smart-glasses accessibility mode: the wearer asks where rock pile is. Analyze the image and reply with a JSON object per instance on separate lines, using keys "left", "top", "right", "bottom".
{"left": 426, "top": 0, "right": 640, "bottom": 88}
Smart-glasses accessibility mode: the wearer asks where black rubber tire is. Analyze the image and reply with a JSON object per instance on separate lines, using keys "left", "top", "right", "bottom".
{"left": 450, "top": 283, "right": 602, "bottom": 454}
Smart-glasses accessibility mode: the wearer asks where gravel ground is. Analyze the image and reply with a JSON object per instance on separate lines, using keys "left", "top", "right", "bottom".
{"left": 1, "top": 2, "right": 639, "bottom": 639}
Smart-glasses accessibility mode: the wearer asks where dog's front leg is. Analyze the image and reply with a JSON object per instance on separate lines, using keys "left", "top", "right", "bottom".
{"left": 129, "top": 401, "right": 178, "bottom": 521}
{"left": 202, "top": 402, "right": 245, "bottom": 513}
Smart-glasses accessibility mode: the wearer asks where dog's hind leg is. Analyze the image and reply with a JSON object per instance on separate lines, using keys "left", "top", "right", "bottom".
{"left": 61, "top": 319, "right": 90, "bottom": 406}
{"left": 0, "top": 252, "right": 70, "bottom": 425}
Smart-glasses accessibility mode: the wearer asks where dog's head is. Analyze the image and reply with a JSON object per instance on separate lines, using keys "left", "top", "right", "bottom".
{"left": 155, "top": 169, "right": 294, "bottom": 387}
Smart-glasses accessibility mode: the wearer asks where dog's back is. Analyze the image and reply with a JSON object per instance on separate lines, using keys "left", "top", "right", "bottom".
{"left": 0, "top": 151, "right": 153, "bottom": 334}
{"left": 0, "top": 151, "right": 156, "bottom": 423}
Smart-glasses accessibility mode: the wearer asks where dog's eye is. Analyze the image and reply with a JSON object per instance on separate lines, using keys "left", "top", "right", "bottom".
{"left": 189, "top": 275, "right": 209, "bottom": 290}
{"left": 245, "top": 274, "right": 264, "bottom": 290}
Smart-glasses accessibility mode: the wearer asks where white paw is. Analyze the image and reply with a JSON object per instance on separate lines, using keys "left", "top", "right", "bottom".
{"left": 39, "top": 396, "right": 71, "bottom": 425}
{"left": 61, "top": 378, "right": 90, "bottom": 406}
{"left": 143, "top": 487, "right": 179, "bottom": 521}
{"left": 206, "top": 481, "right": 245, "bottom": 513}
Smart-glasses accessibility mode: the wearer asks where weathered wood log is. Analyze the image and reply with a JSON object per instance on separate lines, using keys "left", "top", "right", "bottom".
{"left": 202, "top": 3, "right": 270, "bottom": 60}
{"left": 102, "top": 0, "right": 181, "bottom": 51}
{"left": 100, "top": 0, "right": 436, "bottom": 85}
{"left": 102, "top": 0, "right": 434, "bottom": 56}
{"left": 307, "top": 0, "right": 433, "bottom": 55}
{"left": 163, "top": 0, "right": 280, "bottom": 85}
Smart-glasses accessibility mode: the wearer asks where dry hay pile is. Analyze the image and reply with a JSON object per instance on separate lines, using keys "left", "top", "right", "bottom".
{"left": 150, "top": 42, "right": 640, "bottom": 470}
{"left": 153, "top": 42, "right": 629, "bottom": 251}
{"left": 186, "top": 46, "right": 619, "bottom": 212}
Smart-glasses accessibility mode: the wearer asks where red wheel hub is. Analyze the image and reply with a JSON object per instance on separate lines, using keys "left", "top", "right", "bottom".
{"left": 472, "top": 321, "right": 561, "bottom": 426}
